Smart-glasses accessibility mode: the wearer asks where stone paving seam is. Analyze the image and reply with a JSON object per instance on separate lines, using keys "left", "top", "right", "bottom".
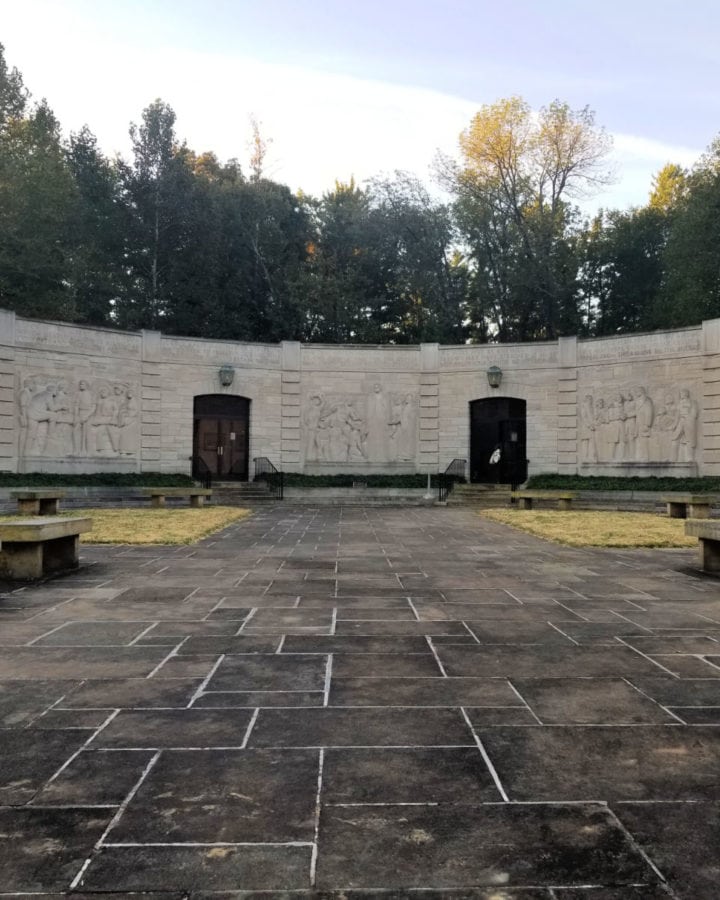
{"left": 459, "top": 707, "right": 510, "bottom": 802}
{"left": 69, "top": 749, "right": 161, "bottom": 890}
{"left": 309, "top": 747, "right": 325, "bottom": 887}
{"left": 145, "top": 637, "right": 189, "bottom": 679}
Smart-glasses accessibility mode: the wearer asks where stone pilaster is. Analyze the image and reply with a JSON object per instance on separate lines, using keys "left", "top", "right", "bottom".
{"left": 0, "top": 309, "right": 16, "bottom": 469}
{"left": 419, "top": 343, "right": 439, "bottom": 472}
{"left": 702, "top": 318, "right": 720, "bottom": 475}
{"left": 557, "top": 336, "right": 578, "bottom": 474}
{"left": 281, "top": 341, "right": 302, "bottom": 471}
{"left": 140, "top": 330, "right": 162, "bottom": 472}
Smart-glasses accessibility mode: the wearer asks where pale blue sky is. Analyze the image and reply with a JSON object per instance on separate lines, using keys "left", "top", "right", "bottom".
{"left": 2, "top": 0, "right": 717, "bottom": 211}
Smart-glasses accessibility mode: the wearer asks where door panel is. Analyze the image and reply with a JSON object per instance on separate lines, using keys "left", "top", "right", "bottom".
{"left": 193, "top": 395, "right": 250, "bottom": 481}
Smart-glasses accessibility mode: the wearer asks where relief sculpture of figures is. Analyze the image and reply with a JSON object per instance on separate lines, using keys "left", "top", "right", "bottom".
{"left": 580, "top": 395, "right": 597, "bottom": 463}
{"left": 303, "top": 386, "right": 417, "bottom": 464}
{"left": 672, "top": 388, "right": 698, "bottom": 462}
{"left": 16, "top": 374, "right": 139, "bottom": 460}
{"left": 579, "top": 384, "right": 697, "bottom": 464}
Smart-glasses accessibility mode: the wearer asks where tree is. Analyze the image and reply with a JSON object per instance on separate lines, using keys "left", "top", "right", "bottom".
{"left": 0, "top": 79, "right": 77, "bottom": 318}
{"left": 117, "top": 99, "right": 195, "bottom": 328}
{"left": 444, "top": 96, "right": 613, "bottom": 341}
{"left": 655, "top": 139, "right": 720, "bottom": 326}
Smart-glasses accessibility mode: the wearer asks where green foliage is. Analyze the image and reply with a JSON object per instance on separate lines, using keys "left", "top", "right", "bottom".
{"left": 527, "top": 474, "right": 720, "bottom": 492}
{"left": 281, "top": 473, "right": 449, "bottom": 488}
{"left": 1, "top": 38, "right": 720, "bottom": 346}
{"left": 0, "top": 472, "right": 195, "bottom": 487}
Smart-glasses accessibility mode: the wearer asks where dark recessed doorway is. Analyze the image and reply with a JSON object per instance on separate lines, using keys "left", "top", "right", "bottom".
{"left": 470, "top": 397, "right": 527, "bottom": 486}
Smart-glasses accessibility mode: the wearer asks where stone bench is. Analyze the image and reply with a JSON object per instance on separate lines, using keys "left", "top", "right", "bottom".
{"left": 141, "top": 488, "right": 212, "bottom": 508}
{"left": 511, "top": 490, "right": 577, "bottom": 511}
{"left": 11, "top": 490, "right": 66, "bottom": 516}
{"left": 684, "top": 520, "right": 720, "bottom": 573}
{"left": 662, "top": 494, "right": 713, "bottom": 519}
{"left": 0, "top": 517, "right": 92, "bottom": 580}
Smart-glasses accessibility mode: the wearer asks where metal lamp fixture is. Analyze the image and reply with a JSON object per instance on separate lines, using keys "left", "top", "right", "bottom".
{"left": 486, "top": 365, "right": 503, "bottom": 388}
{"left": 218, "top": 364, "right": 235, "bottom": 387}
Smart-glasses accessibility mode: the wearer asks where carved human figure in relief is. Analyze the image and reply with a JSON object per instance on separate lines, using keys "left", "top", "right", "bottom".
{"left": 92, "top": 387, "right": 120, "bottom": 454}
{"left": 656, "top": 392, "right": 679, "bottom": 461}
{"left": 366, "top": 383, "right": 386, "bottom": 461}
{"left": 45, "top": 379, "right": 74, "bottom": 457}
{"left": 118, "top": 386, "right": 139, "bottom": 455}
{"left": 634, "top": 386, "right": 654, "bottom": 461}
{"left": 580, "top": 395, "right": 597, "bottom": 462}
{"left": 593, "top": 397, "right": 609, "bottom": 461}
{"left": 672, "top": 389, "right": 698, "bottom": 462}
{"left": 608, "top": 395, "right": 625, "bottom": 461}
{"left": 622, "top": 391, "right": 637, "bottom": 460}
{"left": 23, "top": 383, "right": 58, "bottom": 456}
{"left": 73, "top": 380, "right": 95, "bottom": 456}
{"left": 340, "top": 399, "right": 367, "bottom": 461}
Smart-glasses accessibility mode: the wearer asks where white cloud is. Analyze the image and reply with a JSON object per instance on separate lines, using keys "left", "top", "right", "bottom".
{"left": 1, "top": 7, "right": 704, "bottom": 211}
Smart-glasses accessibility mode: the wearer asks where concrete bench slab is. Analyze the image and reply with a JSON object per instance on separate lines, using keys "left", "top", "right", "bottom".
{"left": 10, "top": 490, "right": 67, "bottom": 516}
{"left": 141, "top": 488, "right": 213, "bottom": 508}
{"left": 0, "top": 516, "right": 92, "bottom": 580}
{"left": 511, "top": 490, "right": 577, "bottom": 511}
{"left": 662, "top": 494, "right": 713, "bottom": 519}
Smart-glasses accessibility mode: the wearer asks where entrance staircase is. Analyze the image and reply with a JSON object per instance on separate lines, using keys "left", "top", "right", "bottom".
{"left": 446, "top": 483, "right": 512, "bottom": 509}
{"left": 211, "top": 481, "right": 275, "bottom": 506}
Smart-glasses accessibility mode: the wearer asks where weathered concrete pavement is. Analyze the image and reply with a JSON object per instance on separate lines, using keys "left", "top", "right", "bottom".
{"left": 1, "top": 506, "right": 719, "bottom": 898}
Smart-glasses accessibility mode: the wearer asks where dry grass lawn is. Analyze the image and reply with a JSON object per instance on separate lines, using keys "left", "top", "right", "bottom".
{"left": 0, "top": 506, "right": 251, "bottom": 545}
{"left": 478, "top": 508, "right": 697, "bottom": 548}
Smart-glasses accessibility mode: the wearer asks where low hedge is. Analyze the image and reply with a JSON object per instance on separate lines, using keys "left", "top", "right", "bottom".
{"left": 527, "top": 473, "right": 720, "bottom": 493}
{"left": 0, "top": 472, "right": 195, "bottom": 487}
{"left": 278, "top": 473, "right": 464, "bottom": 488}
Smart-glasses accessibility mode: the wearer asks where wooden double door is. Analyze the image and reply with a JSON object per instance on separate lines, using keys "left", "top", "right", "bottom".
{"left": 193, "top": 395, "right": 250, "bottom": 481}
{"left": 470, "top": 397, "right": 527, "bottom": 486}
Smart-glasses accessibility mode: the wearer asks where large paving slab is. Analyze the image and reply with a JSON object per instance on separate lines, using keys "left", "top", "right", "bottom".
{"left": 0, "top": 504, "right": 718, "bottom": 897}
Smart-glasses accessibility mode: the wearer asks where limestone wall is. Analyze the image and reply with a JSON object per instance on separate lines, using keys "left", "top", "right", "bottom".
{"left": 0, "top": 306, "right": 717, "bottom": 479}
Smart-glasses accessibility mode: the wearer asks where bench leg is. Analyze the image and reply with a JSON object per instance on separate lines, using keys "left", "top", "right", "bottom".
{"left": 557, "top": 499, "right": 572, "bottom": 511}
{"left": 689, "top": 504, "right": 710, "bottom": 519}
{"left": 17, "top": 499, "right": 40, "bottom": 516}
{"left": 190, "top": 495, "right": 205, "bottom": 508}
{"left": 0, "top": 542, "right": 44, "bottom": 579}
{"left": 151, "top": 495, "right": 165, "bottom": 508}
{"left": 667, "top": 502, "right": 686, "bottom": 519}
{"left": 699, "top": 538, "right": 720, "bottom": 573}
{"left": 38, "top": 499, "right": 59, "bottom": 515}
{"left": 518, "top": 498, "right": 532, "bottom": 510}
{"left": 43, "top": 535, "right": 80, "bottom": 573}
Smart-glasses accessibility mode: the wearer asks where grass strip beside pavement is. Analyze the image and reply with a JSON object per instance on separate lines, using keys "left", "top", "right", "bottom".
{"left": 478, "top": 508, "right": 697, "bottom": 548}
{"left": 0, "top": 507, "right": 251, "bottom": 545}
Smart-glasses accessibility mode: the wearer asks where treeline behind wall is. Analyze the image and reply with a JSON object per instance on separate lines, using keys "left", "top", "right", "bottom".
{"left": 1, "top": 45, "right": 719, "bottom": 344}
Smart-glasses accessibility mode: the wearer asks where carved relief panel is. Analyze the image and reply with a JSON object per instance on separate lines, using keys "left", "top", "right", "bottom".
{"left": 578, "top": 385, "right": 698, "bottom": 464}
{"left": 17, "top": 374, "right": 140, "bottom": 460}
{"left": 303, "top": 384, "right": 417, "bottom": 464}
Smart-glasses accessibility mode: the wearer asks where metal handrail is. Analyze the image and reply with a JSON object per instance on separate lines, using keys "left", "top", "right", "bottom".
{"left": 191, "top": 456, "right": 213, "bottom": 490}
{"left": 253, "top": 456, "right": 284, "bottom": 500}
{"left": 438, "top": 458, "right": 467, "bottom": 503}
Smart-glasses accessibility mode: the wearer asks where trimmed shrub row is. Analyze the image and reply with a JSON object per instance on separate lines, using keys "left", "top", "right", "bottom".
{"left": 527, "top": 474, "right": 720, "bottom": 493}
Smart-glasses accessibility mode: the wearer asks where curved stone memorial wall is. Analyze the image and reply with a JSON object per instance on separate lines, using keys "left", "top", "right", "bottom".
{"left": 1, "top": 306, "right": 718, "bottom": 480}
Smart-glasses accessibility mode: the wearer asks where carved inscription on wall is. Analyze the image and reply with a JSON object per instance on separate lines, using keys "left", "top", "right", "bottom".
{"left": 18, "top": 375, "right": 139, "bottom": 459}
{"left": 579, "top": 386, "right": 698, "bottom": 464}
{"left": 303, "top": 384, "right": 417, "bottom": 463}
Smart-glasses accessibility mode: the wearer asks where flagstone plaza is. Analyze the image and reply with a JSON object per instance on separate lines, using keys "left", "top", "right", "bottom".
{"left": 1, "top": 506, "right": 719, "bottom": 897}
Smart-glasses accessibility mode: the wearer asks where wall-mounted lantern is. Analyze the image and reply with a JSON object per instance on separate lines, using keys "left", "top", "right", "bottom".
{"left": 218, "top": 364, "right": 235, "bottom": 387}
{"left": 486, "top": 365, "right": 503, "bottom": 389}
